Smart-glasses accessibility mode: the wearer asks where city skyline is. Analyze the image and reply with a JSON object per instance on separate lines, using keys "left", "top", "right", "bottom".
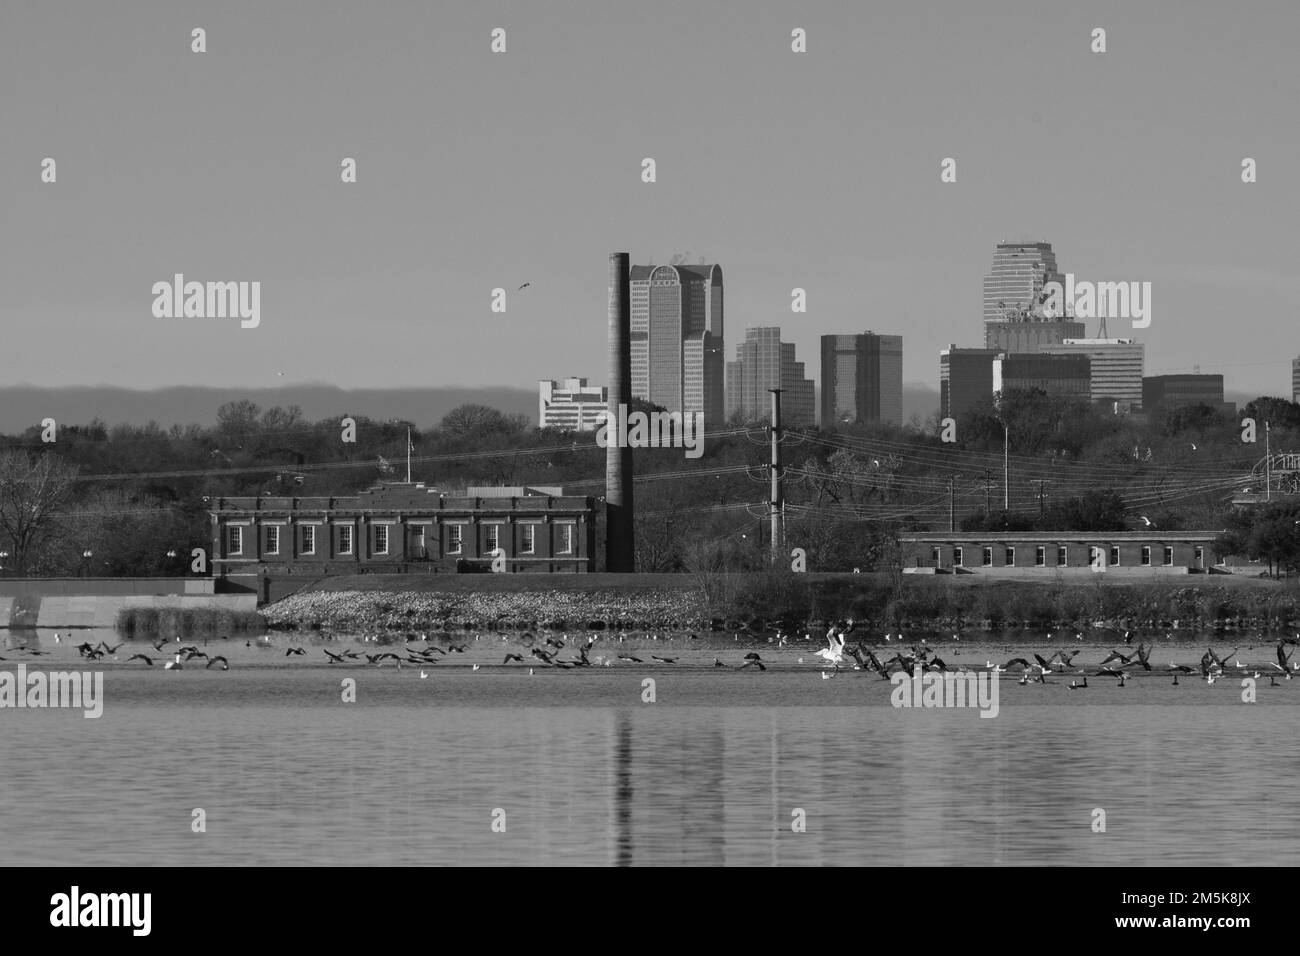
{"left": 4, "top": 1, "right": 1299, "bottom": 404}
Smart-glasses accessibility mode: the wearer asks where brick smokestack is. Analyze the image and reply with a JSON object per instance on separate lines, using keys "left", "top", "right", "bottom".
{"left": 605, "top": 252, "right": 635, "bottom": 571}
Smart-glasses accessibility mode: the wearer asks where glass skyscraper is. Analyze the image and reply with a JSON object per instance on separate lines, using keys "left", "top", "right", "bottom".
{"left": 629, "top": 263, "right": 724, "bottom": 425}
{"left": 724, "top": 327, "right": 815, "bottom": 425}
{"left": 983, "top": 241, "right": 1064, "bottom": 325}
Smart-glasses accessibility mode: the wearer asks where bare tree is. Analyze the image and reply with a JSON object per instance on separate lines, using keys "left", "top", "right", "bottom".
{"left": 0, "top": 452, "right": 79, "bottom": 574}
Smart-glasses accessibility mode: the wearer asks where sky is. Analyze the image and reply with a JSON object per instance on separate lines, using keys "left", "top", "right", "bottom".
{"left": 3, "top": 0, "right": 1298, "bottom": 401}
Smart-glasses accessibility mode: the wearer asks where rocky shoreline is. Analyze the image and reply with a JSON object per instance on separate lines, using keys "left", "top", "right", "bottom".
{"left": 261, "top": 580, "right": 1300, "bottom": 635}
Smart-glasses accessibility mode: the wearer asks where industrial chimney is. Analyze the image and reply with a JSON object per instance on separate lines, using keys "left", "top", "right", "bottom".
{"left": 605, "top": 252, "right": 635, "bottom": 571}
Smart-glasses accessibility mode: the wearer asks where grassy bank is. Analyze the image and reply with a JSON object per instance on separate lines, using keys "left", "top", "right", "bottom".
{"left": 261, "top": 572, "right": 1300, "bottom": 633}
{"left": 116, "top": 606, "right": 266, "bottom": 639}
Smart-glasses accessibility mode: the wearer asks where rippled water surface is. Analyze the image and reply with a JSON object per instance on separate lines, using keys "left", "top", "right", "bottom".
{"left": 3, "top": 628, "right": 1297, "bottom": 865}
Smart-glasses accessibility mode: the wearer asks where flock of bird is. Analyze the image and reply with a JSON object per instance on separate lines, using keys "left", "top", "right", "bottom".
{"left": 5, "top": 626, "right": 1300, "bottom": 688}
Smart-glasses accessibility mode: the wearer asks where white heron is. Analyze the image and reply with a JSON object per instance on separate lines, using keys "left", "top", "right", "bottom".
{"left": 815, "top": 629, "right": 847, "bottom": 672}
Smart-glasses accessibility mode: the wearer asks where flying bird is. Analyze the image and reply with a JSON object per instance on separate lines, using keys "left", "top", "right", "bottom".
{"left": 127, "top": 654, "right": 154, "bottom": 666}
{"left": 285, "top": 647, "right": 306, "bottom": 657}
{"left": 206, "top": 656, "right": 229, "bottom": 670}
{"left": 518, "top": 282, "right": 531, "bottom": 290}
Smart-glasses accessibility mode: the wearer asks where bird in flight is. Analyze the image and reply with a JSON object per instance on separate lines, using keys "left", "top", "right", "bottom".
{"left": 206, "top": 656, "right": 229, "bottom": 670}
{"left": 285, "top": 647, "right": 306, "bottom": 657}
{"left": 503, "top": 653, "right": 524, "bottom": 664}
{"left": 126, "top": 654, "right": 154, "bottom": 666}
{"left": 650, "top": 655, "right": 677, "bottom": 664}
{"left": 518, "top": 282, "right": 531, "bottom": 290}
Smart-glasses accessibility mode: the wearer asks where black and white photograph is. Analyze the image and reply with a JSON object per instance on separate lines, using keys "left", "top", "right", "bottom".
{"left": 1, "top": 0, "right": 1294, "bottom": 932}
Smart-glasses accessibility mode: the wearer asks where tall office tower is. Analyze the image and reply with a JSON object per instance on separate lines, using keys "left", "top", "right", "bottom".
{"left": 1142, "top": 374, "right": 1230, "bottom": 415}
{"left": 1040, "top": 338, "right": 1144, "bottom": 409}
{"left": 539, "top": 377, "right": 608, "bottom": 430}
{"left": 1293, "top": 356, "right": 1300, "bottom": 404}
{"left": 819, "top": 332, "right": 903, "bottom": 427}
{"left": 940, "top": 346, "right": 1001, "bottom": 422}
{"left": 725, "top": 327, "right": 816, "bottom": 425}
{"left": 982, "top": 241, "right": 1065, "bottom": 325}
{"left": 984, "top": 318, "right": 1086, "bottom": 353}
{"left": 629, "top": 263, "right": 724, "bottom": 425}
{"left": 993, "top": 353, "right": 1092, "bottom": 400}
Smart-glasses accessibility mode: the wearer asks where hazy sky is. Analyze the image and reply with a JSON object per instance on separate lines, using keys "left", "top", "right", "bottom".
{"left": 3, "top": 0, "right": 1298, "bottom": 400}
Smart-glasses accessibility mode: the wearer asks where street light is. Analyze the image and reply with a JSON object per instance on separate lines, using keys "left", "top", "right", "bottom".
{"left": 388, "top": 419, "right": 414, "bottom": 483}
{"left": 82, "top": 549, "right": 93, "bottom": 579}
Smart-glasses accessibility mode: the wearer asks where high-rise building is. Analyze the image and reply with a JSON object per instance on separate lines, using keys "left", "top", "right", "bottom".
{"left": 725, "top": 327, "right": 816, "bottom": 425}
{"left": 983, "top": 241, "right": 1064, "bottom": 325}
{"left": 1040, "top": 338, "right": 1144, "bottom": 409}
{"left": 1142, "top": 375, "right": 1232, "bottom": 415}
{"left": 819, "top": 332, "right": 903, "bottom": 427}
{"left": 984, "top": 317, "right": 1086, "bottom": 353}
{"left": 940, "top": 346, "right": 1001, "bottom": 423}
{"left": 539, "top": 377, "right": 608, "bottom": 431}
{"left": 629, "top": 263, "right": 724, "bottom": 425}
{"left": 1293, "top": 357, "right": 1300, "bottom": 404}
{"left": 993, "top": 353, "right": 1091, "bottom": 400}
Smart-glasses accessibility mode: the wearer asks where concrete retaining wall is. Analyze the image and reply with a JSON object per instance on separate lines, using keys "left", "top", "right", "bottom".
{"left": 0, "top": 592, "right": 257, "bottom": 628}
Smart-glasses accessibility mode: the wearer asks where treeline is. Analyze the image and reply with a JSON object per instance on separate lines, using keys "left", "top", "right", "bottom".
{"left": 0, "top": 390, "right": 1298, "bottom": 576}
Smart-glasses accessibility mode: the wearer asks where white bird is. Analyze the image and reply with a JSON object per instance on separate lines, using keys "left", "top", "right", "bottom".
{"left": 815, "top": 630, "right": 846, "bottom": 670}
{"left": 1139, "top": 516, "right": 1154, "bottom": 527}
{"left": 821, "top": 672, "right": 834, "bottom": 680}
{"left": 472, "top": 664, "right": 481, "bottom": 671}
{"left": 420, "top": 669, "right": 428, "bottom": 679}
{"left": 529, "top": 668, "right": 535, "bottom": 676}
{"left": 164, "top": 653, "right": 184, "bottom": 671}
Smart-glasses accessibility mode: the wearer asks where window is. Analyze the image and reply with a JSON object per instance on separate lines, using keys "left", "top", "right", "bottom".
{"left": 1005, "top": 547, "right": 1015, "bottom": 566}
{"left": 1141, "top": 546, "right": 1151, "bottom": 566}
{"left": 1194, "top": 546, "right": 1204, "bottom": 568}
{"left": 375, "top": 525, "right": 388, "bottom": 555}
{"left": 953, "top": 546, "right": 963, "bottom": 567}
{"left": 930, "top": 546, "right": 941, "bottom": 566}
{"left": 521, "top": 524, "right": 536, "bottom": 555}
{"left": 302, "top": 525, "right": 316, "bottom": 555}
{"left": 982, "top": 547, "right": 992, "bottom": 567}
{"left": 557, "top": 524, "right": 574, "bottom": 555}
{"left": 1164, "top": 546, "right": 1174, "bottom": 566}
{"left": 446, "top": 524, "right": 463, "bottom": 555}
{"left": 1110, "top": 546, "right": 1120, "bottom": 567}
{"left": 228, "top": 526, "right": 243, "bottom": 555}
{"left": 338, "top": 525, "right": 353, "bottom": 555}
{"left": 1089, "top": 546, "right": 1101, "bottom": 568}
{"left": 266, "top": 526, "right": 279, "bottom": 555}
{"left": 486, "top": 525, "right": 500, "bottom": 554}
{"left": 1057, "top": 546, "right": 1067, "bottom": 567}
{"left": 1035, "top": 546, "right": 1045, "bottom": 567}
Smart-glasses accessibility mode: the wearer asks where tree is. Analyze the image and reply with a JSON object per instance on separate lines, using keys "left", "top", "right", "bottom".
{"left": 1242, "top": 397, "right": 1300, "bottom": 431}
{"left": 0, "top": 452, "right": 80, "bottom": 574}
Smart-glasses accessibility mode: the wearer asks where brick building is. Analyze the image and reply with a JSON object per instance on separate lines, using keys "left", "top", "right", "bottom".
{"left": 210, "top": 483, "right": 597, "bottom": 594}
{"left": 900, "top": 531, "right": 1228, "bottom": 576}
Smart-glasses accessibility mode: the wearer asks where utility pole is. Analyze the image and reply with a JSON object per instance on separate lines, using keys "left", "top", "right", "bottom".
{"left": 1034, "top": 479, "right": 1049, "bottom": 516}
{"left": 1003, "top": 422, "right": 1010, "bottom": 510}
{"left": 948, "top": 474, "right": 956, "bottom": 532}
{"left": 769, "top": 389, "right": 783, "bottom": 564}
{"left": 983, "top": 468, "right": 992, "bottom": 514}
{"left": 405, "top": 424, "right": 412, "bottom": 483}
{"left": 1266, "top": 420, "right": 1272, "bottom": 501}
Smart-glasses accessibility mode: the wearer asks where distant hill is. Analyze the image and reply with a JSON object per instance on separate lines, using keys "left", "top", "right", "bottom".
{"left": 0, "top": 384, "right": 538, "bottom": 432}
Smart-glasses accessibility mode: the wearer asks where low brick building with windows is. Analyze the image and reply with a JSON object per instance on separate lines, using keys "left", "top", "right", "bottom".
{"left": 210, "top": 483, "right": 596, "bottom": 596}
{"left": 900, "top": 531, "right": 1230, "bottom": 576}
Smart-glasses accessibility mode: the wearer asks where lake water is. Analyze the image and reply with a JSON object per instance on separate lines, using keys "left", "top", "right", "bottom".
{"left": 2, "top": 628, "right": 1298, "bottom": 866}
